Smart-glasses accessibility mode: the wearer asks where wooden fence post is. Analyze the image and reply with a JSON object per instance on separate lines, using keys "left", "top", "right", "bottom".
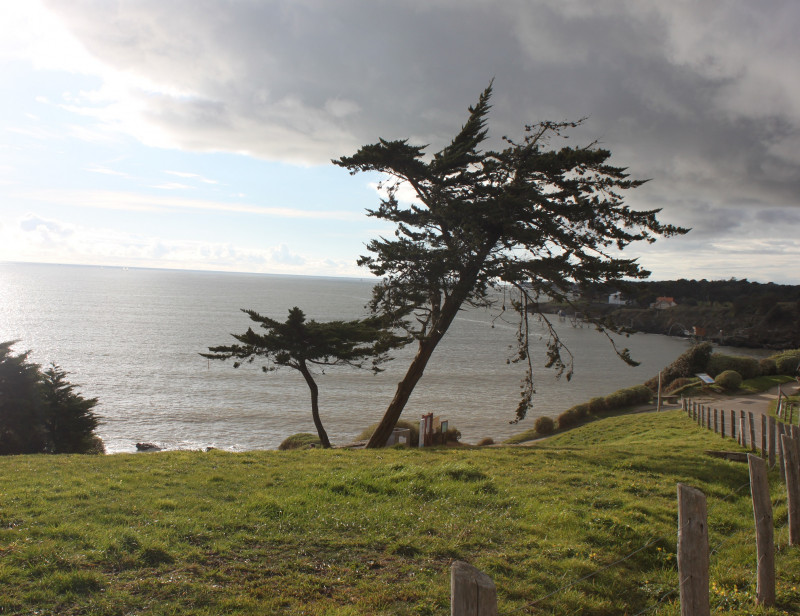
{"left": 768, "top": 416, "right": 776, "bottom": 468}
{"left": 714, "top": 409, "right": 719, "bottom": 434}
{"left": 778, "top": 423, "right": 787, "bottom": 483}
{"left": 721, "top": 410, "right": 726, "bottom": 439}
{"left": 748, "top": 454, "right": 775, "bottom": 607}
{"left": 748, "top": 412, "right": 757, "bottom": 452}
{"left": 781, "top": 434, "right": 800, "bottom": 546}
{"left": 740, "top": 415, "right": 747, "bottom": 448}
{"left": 761, "top": 415, "right": 767, "bottom": 457}
{"left": 677, "top": 484, "right": 709, "bottom": 616}
{"left": 731, "top": 410, "right": 736, "bottom": 441}
{"left": 451, "top": 561, "right": 498, "bottom": 616}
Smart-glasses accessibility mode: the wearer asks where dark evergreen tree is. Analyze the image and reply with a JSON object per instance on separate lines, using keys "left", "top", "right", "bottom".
{"left": 203, "top": 307, "right": 408, "bottom": 448}
{"left": 41, "top": 364, "right": 102, "bottom": 453}
{"left": 334, "top": 84, "right": 687, "bottom": 447}
{"left": 0, "top": 341, "right": 103, "bottom": 455}
{"left": 0, "top": 341, "right": 46, "bottom": 454}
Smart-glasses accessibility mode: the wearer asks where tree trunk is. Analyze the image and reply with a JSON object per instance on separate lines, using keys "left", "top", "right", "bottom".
{"left": 366, "top": 274, "right": 483, "bottom": 447}
{"left": 298, "top": 361, "right": 331, "bottom": 448}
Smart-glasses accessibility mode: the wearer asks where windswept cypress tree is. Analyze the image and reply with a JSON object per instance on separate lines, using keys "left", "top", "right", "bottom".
{"left": 335, "top": 84, "right": 687, "bottom": 447}
{"left": 203, "top": 307, "right": 408, "bottom": 448}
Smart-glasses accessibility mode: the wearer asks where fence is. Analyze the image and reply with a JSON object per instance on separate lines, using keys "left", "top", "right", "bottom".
{"left": 447, "top": 397, "right": 800, "bottom": 615}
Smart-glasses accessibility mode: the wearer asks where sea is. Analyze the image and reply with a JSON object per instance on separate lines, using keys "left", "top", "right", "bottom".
{"left": 0, "top": 262, "right": 766, "bottom": 453}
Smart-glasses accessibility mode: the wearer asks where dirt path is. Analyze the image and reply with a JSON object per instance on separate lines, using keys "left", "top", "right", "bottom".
{"left": 680, "top": 381, "right": 800, "bottom": 418}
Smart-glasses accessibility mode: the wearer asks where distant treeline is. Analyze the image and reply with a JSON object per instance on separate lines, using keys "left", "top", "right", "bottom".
{"left": 586, "top": 279, "right": 800, "bottom": 309}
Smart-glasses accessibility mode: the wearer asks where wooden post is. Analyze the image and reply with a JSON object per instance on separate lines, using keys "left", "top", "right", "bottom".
{"left": 701, "top": 405, "right": 705, "bottom": 428}
{"left": 748, "top": 412, "right": 757, "bottom": 452}
{"left": 721, "top": 410, "right": 726, "bottom": 439}
{"left": 731, "top": 410, "right": 736, "bottom": 441}
{"left": 677, "top": 484, "right": 709, "bottom": 616}
{"left": 740, "top": 416, "right": 747, "bottom": 448}
{"left": 778, "top": 423, "right": 787, "bottom": 482}
{"left": 761, "top": 415, "right": 767, "bottom": 457}
{"left": 748, "top": 454, "right": 775, "bottom": 607}
{"left": 714, "top": 409, "right": 718, "bottom": 434}
{"left": 451, "top": 561, "right": 498, "bottom": 616}
{"left": 781, "top": 434, "right": 800, "bottom": 545}
{"left": 768, "top": 416, "right": 776, "bottom": 468}
{"left": 657, "top": 371, "right": 662, "bottom": 412}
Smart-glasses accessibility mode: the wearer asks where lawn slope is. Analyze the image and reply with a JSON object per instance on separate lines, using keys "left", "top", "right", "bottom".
{"left": 1, "top": 411, "right": 798, "bottom": 615}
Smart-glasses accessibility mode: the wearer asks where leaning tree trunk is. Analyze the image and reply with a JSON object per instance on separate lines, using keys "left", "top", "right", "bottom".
{"left": 365, "top": 246, "right": 496, "bottom": 449}
{"left": 298, "top": 361, "right": 331, "bottom": 448}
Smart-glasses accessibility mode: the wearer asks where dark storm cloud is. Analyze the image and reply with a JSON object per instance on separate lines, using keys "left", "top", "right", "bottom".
{"left": 44, "top": 0, "right": 800, "bottom": 281}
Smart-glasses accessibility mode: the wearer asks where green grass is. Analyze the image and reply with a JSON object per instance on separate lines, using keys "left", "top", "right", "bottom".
{"left": 740, "top": 374, "right": 795, "bottom": 394}
{"left": 1, "top": 412, "right": 799, "bottom": 615}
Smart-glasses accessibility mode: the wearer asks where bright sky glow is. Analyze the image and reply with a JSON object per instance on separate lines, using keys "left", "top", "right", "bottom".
{"left": 1, "top": 1, "right": 798, "bottom": 282}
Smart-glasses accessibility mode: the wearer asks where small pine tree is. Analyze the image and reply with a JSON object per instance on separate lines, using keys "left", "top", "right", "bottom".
{"left": 0, "top": 341, "right": 103, "bottom": 455}
{"left": 41, "top": 364, "right": 102, "bottom": 454}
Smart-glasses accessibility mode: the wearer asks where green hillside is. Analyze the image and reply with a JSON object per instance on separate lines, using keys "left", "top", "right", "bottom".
{"left": 1, "top": 412, "right": 798, "bottom": 614}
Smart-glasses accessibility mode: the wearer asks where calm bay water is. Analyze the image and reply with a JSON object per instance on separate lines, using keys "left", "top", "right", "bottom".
{"left": 0, "top": 262, "right": 752, "bottom": 452}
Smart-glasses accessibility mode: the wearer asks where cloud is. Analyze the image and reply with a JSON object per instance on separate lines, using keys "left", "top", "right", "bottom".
{"left": 18, "top": 188, "right": 363, "bottom": 220}
{"left": 4, "top": 0, "right": 797, "bottom": 282}
{"left": 1, "top": 213, "right": 361, "bottom": 277}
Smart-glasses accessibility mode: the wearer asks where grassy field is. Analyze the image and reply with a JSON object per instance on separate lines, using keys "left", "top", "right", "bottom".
{"left": 1, "top": 411, "right": 799, "bottom": 615}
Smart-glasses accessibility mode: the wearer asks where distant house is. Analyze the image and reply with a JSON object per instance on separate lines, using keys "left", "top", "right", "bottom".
{"left": 608, "top": 291, "right": 627, "bottom": 305}
{"left": 651, "top": 296, "right": 677, "bottom": 309}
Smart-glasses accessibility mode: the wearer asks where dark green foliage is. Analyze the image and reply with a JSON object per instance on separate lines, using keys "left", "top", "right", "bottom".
{"left": 0, "top": 341, "right": 102, "bottom": 455}
{"left": 335, "top": 84, "right": 685, "bottom": 446}
{"left": 759, "top": 358, "right": 777, "bottom": 376}
{"left": 770, "top": 349, "right": 800, "bottom": 375}
{"left": 204, "top": 307, "right": 408, "bottom": 448}
{"left": 0, "top": 341, "right": 46, "bottom": 454}
{"left": 645, "top": 342, "right": 713, "bottom": 390}
{"left": 664, "top": 377, "right": 696, "bottom": 394}
{"left": 278, "top": 433, "right": 321, "bottom": 450}
{"left": 714, "top": 370, "right": 743, "bottom": 391}
{"left": 587, "top": 396, "right": 608, "bottom": 414}
{"left": 557, "top": 406, "right": 588, "bottom": 429}
{"left": 707, "top": 353, "right": 760, "bottom": 379}
{"left": 533, "top": 415, "right": 555, "bottom": 435}
{"left": 40, "top": 364, "right": 102, "bottom": 453}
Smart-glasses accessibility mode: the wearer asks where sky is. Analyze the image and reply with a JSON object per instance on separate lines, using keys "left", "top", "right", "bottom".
{"left": 1, "top": 1, "right": 798, "bottom": 283}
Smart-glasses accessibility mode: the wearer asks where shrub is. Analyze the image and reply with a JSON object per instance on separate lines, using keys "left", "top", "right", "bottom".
{"left": 771, "top": 349, "right": 800, "bottom": 375}
{"left": 533, "top": 416, "right": 555, "bottom": 435}
{"left": 587, "top": 397, "right": 608, "bottom": 414}
{"left": 707, "top": 353, "right": 760, "bottom": 379}
{"left": 476, "top": 437, "right": 494, "bottom": 446}
{"left": 557, "top": 406, "right": 587, "bottom": 429}
{"left": 664, "top": 377, "right": 695, "bottom": 394}
{"left": 758, "top": 358, "right": 777, "bottom": 376}
{"left": 714, "top": 370, "right": 743, "bottom": 391}
{"left": 278, "top": 433, "right": 321, "bottom": 450}
{"left": 645, "top": 342, "right": 713, "bottom": 391}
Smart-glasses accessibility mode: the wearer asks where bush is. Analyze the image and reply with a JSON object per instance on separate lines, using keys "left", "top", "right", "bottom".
{"left": 533, "top": 416, "right": 555, "bottom": 435}
{"left": 771, "top": 349, "right": 800, "bottom": 375}
{"left": 714, "top": 370, "right": 743, "bottom": 391}
{"left": 707, "top": 353, "right": 760, "bottom": 380}
{"left": 587, "top": 397, "right": 608, "bottom": 414}
{"left": 476, "top": 437, "right": 494, "bottom": 446}
{"left": 664, "top": 377, "right": 696, "bottom": 394}
{"left": 557, "top": 406, "right": 587, "bottom": 429}
{"left": 645, "top": 342, "right": 713, "bottom": 391}
{"left": 278, "top": 433, "right": 321, "bottom": 450}
{"left": 758, "top": 358, "right": 777, "bottom": 376}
